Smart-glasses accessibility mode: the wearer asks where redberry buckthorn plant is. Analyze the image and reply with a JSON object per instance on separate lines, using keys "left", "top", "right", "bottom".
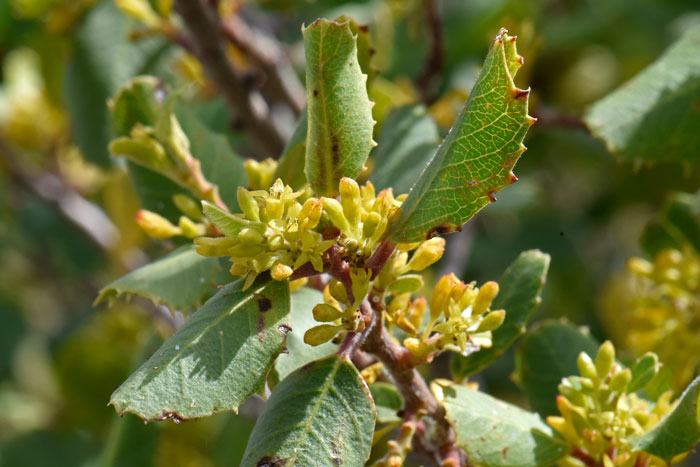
{"left": 4, "top": 0, "right": 700, "bottom": 466}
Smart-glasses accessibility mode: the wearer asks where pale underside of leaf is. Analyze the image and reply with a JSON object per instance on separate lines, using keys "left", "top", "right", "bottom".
{"left": 440, "top": 382, "right": 568, "bottom": 467}
{"left": 390, "top": 29, "right": 534, "bottom": 243}
{"left": 303, "top": 19, "right": 375, "bottom": 197}
{"left": 109, "top": 277, "right": 290, "bottom": 422}
{"left": 242, "top": 355, "right": 375, "bottom": 467}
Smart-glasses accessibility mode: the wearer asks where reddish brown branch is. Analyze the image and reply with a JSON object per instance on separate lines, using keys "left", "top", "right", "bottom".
{"left": 174, "top": 0, "right": 286, "bottom": 159}
{"left": 221, "top": 15, "right": 305, "bottom": 115}
{"left": 364, "top": 238, "right": 397, "bottom": 279}
{"left": 361, "top": 306, "right": 465, "bottom": 465}
{"left": 416, "top": 0, "right": 445, "bottom": 104}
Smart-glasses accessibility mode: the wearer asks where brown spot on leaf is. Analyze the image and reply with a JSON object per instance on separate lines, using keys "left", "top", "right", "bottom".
{"left": 300, "top": 361, "right": 316, "bottom": 371}
{"left": 331, "top": 136, "right": 341, "bottom": 166}
{"left": 258, "top": 297, "right": 272, "bottom": 312}
{"left": 502, "top": 447, "right": 510, "bottom": 458}
{"left": 358, "top": 24, "right": 369, "bottom": 33}
{"left": 313, "top": 89, "right": 319, "bottom": 97}
{"left": 160, "top": 411, "right": 185, "bottom": 424}
{"left": 513, "top": 88, "right": 530, "bottom": 99}
{"left": 257, "top": 456, "right": 287, "bottom": 467}
{"left": 468, "top": 180, "right": 478, "bottom": 186}
{"left": 369, "top": 47, "right": 376, "bottom": 56}
{"left": 426, "top": 224, "right": 460, "bottom": 239}
{"left": 333, "top": 458, "right": 342, "bottom": 466}
{"left": 487, "top": 190, "right": 498, "bottom": 202}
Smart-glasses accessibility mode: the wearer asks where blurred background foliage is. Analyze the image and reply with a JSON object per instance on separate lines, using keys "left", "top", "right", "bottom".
{"left": 0, "top": 0, "right": 699, "bottom": 465}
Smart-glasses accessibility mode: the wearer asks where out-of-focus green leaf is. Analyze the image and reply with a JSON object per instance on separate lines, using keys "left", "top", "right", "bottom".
{"left": 390, "top": 29, "right": 533, "bottom": 243}
{"left": 274, "top": 111, "right": 307, "bottom": 190}
{"left": 303, "top": 19, "right": 375, "bottom": 196}
{"left": 269, "top": 288, "right": 336, "bottom": 388}
{"left": 629, "top": 375, "right": 700, "bottom": 462}
{"left": 369, "top": 105, "right": 439, "bottom": 195}
{"left": 110, "top": 276, "right": 290, "bottom": 421}
{"left": 514, "top": 320, "right": 599, "bottom": 417}
{"left": 439, "top": 382, "right": 568, "bottom": 466}
{"left": 584, "top": 24, "right": 700, "bottom": 165}
{"left": 64, "top": 0, "right": 168, "bottom": 166}
{"left": 640, "top": 192, "right": 700, "bottom": 257}
{"left": 452, "top": 249, "right": 550, "bottom": 379}
{"left": 242, "top": 355, "right": 375, "bottom": 467}
{"left": 95, "top": 245, "right": 221, "bottom": 313}
{"left": 369, "top": 382, "right": 402, "bottom": 424}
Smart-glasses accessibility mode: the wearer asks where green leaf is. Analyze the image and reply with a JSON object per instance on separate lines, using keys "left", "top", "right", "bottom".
{"left": 452, "top": 249, "right": 550, "bottom": 379}
{"left": 390, "top": 29, "right": 533, "bottom": 243}
{"left": 110, "top": 276, "right": 291, "bottom": 421}
{"left": 514, "top": 320, "right": 599, "bottom": 418}
{"left": 269, "top": 288, "right": 337, "bottom": 388}
{"left": 94, "top": 245, "right": 221, "bottom": 313}
{"left": 201, "top": 201, "right": 252, "bottom": 237}
{"left": 64, "top": 1, "right": 168, "bottom": 166}
{"left": 303, "top": 19, "right": 375, "bottom": 197}
{"left": 369, "top": 105, "right": 440, "bottom": 195}
{"left": 241, "top": 355, "right": 375, "bottom": 467}
{"left": 370, "top": 382, "right": 403, "bottom": 424}
{"left": 629, "top": 375, "right": 700, "bottom": 462}
{"left": 274, "top": 111, "right": 308, "bottom": 190}
{"left": 439, "top": 382, "right": 568, "bottom": 467}
{"left": 640, "top": 192, "right": 700, "bottom": 257}
{"left": 584, "top": 24, "right": 700, "bottom": 165}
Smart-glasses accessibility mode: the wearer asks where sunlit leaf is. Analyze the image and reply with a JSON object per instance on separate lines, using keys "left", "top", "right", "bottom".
{"left": 110, "top": 276, "right": 290, "bottom": 421}
{"left": 390, "top": 29, "right": 533, "bottom": 242}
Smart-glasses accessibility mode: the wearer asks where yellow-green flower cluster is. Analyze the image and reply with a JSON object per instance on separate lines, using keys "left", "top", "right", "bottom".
{"left": 195, "top": 179, "right": 334, "bottom": 290}
{"left": 548, "top": 341, "right": 677, "bottom": 467}
{"left": 619, "top": 247, "right": 700, "bottom": 387}
{"left": 135, "top": 194, "right": 207, "bottom": 240}
{"left": 399, "top": 273, "right": 505, "bottom": 359}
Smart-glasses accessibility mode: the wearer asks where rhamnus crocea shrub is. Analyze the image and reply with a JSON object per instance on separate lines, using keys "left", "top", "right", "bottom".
{"left": 90, "top": 7, "right": 700, "bottom": 466}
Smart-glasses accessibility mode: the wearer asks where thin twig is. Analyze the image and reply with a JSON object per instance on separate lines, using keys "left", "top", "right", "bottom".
{"left": 530, "top": 105, "right": 588, "bottom": 131}
{"left": 0, "top": 139, "right": 119, "bottom": 251}
{"left": 221, "top": 15, "right": 305, "bottom": 115}
{"left": 364, "top": 238, "right": 397, "bottom": 279}
{"left": 174, "top": 0, "right": 286, "bottom": 159}
{"left": 416, "top": 0, "right": 445, "bottom": 104}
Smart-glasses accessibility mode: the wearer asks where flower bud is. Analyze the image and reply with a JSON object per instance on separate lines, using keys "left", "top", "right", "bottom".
{"left": 172, "top": 194, "right": 202, "bottom": 220}
{"left": 271, "top": 263, "right": 293, "bottom": 281}
{"left": 430, "top": 274, "right": 457, "bottom": 321}
{"left": 609, "top": 369, "right": 632, "bottom": 393}
{"left": 135, "top": 210, "right": 180, "bottom": 238}
{"left": 407, "top": 238, "right": 445, "bottom": 271}
{"left": 362, "top": 211, "right": 382, "bottom": 239}
{"left": 577, "top": 352, "right": 598, "bottom": 380}
{"left": 313, "top": 303, "right": 343, "bottom": 322}
{"left": 300, "top": 198, "right": 323, "bottom": 230}
{"left": 473, "top": 281, "right": 499, "bottom": 315}
{"left": 244, "top": 158, "right": 277, "bottom": 190}
{"left": 388, "top": 293, "right": 411, "bottom": 314}
{"left": 477, "top": 309, "right": 506, "bottom": 332}
{"left": 178, "top": 216, "right": 205, "bottom": 238}
{"left": 304, "top": 324, "right": 341, "bottom": 346}
{"left": 237, "top": 187, "right": 260, "bottom": 222}
{"left": 388, "top": 274, "right": 424, "bottom": 294}
{"left": 329, "top": 280, "right": 348, "bottom": 304}
{"left": 230, "top": 263, "right": 247, "bottom": 276}
{"left": 238, "top": 227, "right": 264, "bottom": 245}
{"left": 340, "top": 177, "right": 362, "bottom": 228}
{"left": 195, "top": 237, "right": 237, "bottom": 256}
{"left": 627, "top": 257, "right": 653, "bottom": 276}
{"left": 596, "top": 341, "right": 615, "bottom": 378}
{"left": 322, "top": 198, "right": 351, "bottom": 232}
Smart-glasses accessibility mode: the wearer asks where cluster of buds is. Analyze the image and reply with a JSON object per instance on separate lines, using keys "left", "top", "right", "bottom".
{"left": 395, "top": 273, "right": 505, "bottom": 360}
{"left": 195, "top": 179, "right": 334, "bottom": 290}
{"left": 135, "top": 194, "right": 207, "bottom": 240}
{"left": 547, "top": 341, "right": 678, "bottom": 467}
{"left": 621, "top": 247, "right": 700, "bottom": 387}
